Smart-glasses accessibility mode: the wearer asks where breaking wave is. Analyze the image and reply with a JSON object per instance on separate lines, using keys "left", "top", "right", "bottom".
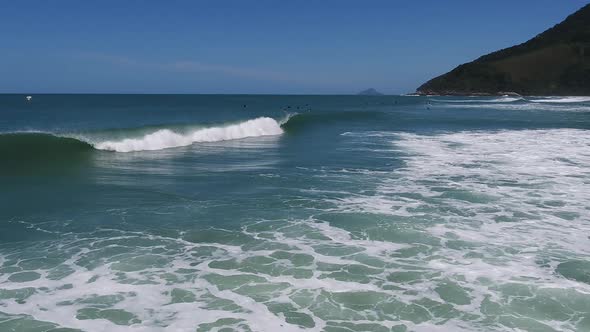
{"left": 0, "top": 111, "right": 391, "bottom": 154}
{"left": 0, "top": 117, "right": 286, "bottom": 154}
{"left": 95, "top": 117, "right": 283, "bottom": 152}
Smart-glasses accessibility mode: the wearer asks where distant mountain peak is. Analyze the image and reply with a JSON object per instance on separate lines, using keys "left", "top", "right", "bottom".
{"left": 358, "top": 88, "right": 384, "bottom": 96}
{"left": 417, "top": 4, "right": 590, "bottom": 96}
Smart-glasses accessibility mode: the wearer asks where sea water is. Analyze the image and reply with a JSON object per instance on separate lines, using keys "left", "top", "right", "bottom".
{"left": 0, "top": 94, "right": 589, "bottom": 331}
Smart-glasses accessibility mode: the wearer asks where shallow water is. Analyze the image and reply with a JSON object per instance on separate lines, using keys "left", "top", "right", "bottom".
{"left": 0, "top": 94, "right": 589, "bottom": 331}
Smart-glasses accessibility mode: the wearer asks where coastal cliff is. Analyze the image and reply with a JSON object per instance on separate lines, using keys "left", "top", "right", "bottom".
{"left": 417, "top": 4, "right": 590, "bottom": 96}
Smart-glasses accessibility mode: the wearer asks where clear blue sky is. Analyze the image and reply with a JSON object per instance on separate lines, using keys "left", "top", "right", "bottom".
{"left": 1, "top": 0, "right": 587, "bottom": 94}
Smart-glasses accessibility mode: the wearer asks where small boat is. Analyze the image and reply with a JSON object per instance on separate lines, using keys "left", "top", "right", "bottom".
{"left": 26, "top": 96, "right": 32, "bottom": 101}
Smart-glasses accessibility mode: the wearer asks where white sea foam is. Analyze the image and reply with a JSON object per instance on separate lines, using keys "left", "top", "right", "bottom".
{"left": 485, "top": 97, "right": 522, "bottom": 102}
{"left": 379, "top": 129, "right": 590, "bottom": 257}
{"left": 2, "top": 128, "right": 590, "bottom": 331}
{"left": 94, "top": 117, "right": 283, "bottom": 152}
{"left": 323, "top": 128, "right": 590, "bottom": 330}
{"left": 393, "top": 129, "right": 590, "bottom": 259}
{"left": 428, "top": 95, "right": 590, "bottom": 112}
{"left": 432, "top": 97, "right": 522, "bottom": 103}
{"left": 529, "top": 96, "right": 590, "bottom": 103}
{"left": 0, "top": 219, "right": 410, "bottom": 331}
{"left": 435, "top": 100, "right": 590, "bottom": 112}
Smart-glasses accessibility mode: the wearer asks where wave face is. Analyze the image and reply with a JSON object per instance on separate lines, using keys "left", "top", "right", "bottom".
{"left": 1, "top": 112, "right": 370, "bottom": 156}
{"left": 0, "top": 132, "right": 93, "bottom": 159}
{"left": 94, "top": 117, "right": 284, "bottom": 152}
{"left": 0, "top": 117, "right": 286, "bottom": 157}
{"left": 432, "top": 97, "right": 523, "bottom": 103}
{"left": 0, "top": 132, "right": 95, "bottom": 174}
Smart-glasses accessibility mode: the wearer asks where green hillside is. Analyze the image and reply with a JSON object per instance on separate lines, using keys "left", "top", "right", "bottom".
{"left": 417, "top": 4, "right": 590, "bottom": 96}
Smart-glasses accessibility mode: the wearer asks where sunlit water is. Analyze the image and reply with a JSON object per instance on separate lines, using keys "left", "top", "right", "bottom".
{"left": 0, "top": 94, "right": 589, "bottom": 331}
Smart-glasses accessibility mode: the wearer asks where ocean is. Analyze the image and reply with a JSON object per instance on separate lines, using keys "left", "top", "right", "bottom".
{"left": 0, "top": 94, "right": 589, "bottom": 331}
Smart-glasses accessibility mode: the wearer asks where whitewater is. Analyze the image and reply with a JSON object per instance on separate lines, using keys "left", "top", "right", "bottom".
{"left": 1, "top": 94, "right": 589, "bottom": 332}
{"left": 94, "top": 117, "right": 285, "bottom": 152}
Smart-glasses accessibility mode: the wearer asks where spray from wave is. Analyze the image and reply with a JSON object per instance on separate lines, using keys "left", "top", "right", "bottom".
{"left": 94, "top": 117, "right": 284, "bottom": 152}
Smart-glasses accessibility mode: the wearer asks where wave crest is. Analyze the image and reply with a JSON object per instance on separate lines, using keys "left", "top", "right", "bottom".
{"left": 0, "top": 111, "right": 384, "bottom": 154}
{"left": 94, "top": 117, "right": 283, "bottom": 152}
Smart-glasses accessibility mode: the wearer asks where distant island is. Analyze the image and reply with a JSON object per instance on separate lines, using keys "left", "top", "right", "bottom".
{"left": 417, "top": 4, "right": 590, "bottom": 96}
{"left": 357, "top": 88, "right": 384, "bottom": 96}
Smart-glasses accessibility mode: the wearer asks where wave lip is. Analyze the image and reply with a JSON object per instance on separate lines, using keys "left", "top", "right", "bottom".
{"left": 94, "top": 117, "right": 284, "bottom": 152}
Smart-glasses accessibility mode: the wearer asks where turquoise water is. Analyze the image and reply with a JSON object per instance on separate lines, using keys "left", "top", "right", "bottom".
{"left": 1, "top": 94, "right": 589, "bottom": 331}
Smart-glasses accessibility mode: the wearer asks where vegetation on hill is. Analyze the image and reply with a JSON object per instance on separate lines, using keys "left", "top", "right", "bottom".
{"left": 417, "top": 4, "right": 590, "bottom": 96}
